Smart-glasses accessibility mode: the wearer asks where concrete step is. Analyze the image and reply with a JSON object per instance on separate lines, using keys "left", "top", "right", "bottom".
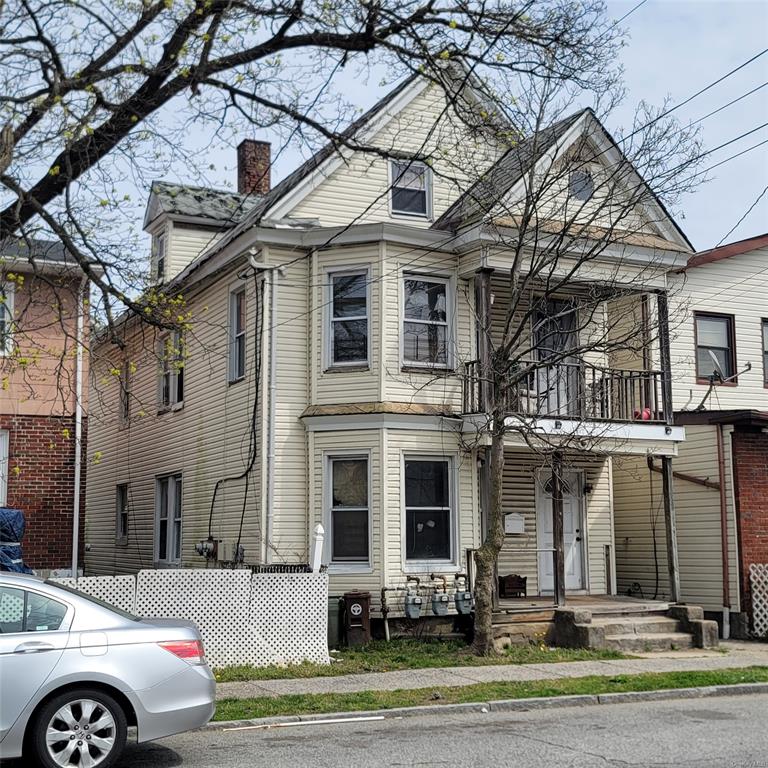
{"left": 603, "top": 632, "right": 694, "bottom": 652}
{"left": 591, "top": 616, "right": 682, "bottom": 635}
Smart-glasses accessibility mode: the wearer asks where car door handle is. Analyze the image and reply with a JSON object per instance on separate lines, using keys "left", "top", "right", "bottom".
{"left": 14, "top": 641, "right": 55, "bottom": 654}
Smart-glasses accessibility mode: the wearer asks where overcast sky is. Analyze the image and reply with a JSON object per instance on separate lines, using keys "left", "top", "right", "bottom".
{"left": 605, "top": 0, "right": 768, "bottom": 250}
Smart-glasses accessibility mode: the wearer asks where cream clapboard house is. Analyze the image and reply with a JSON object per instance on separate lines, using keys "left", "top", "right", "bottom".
{"left": 614, "top": 232, "right": 768, "bottom": 638}
{"left": 85, "top": 69, "right": 702, "bottom": 636}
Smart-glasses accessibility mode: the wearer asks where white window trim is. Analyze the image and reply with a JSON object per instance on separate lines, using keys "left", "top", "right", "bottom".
{"left": 401, "top": 453, "right": 460, "bottom": 573}
{"left": 0, "top": 282, "right": 14, "bottom": 357}
{"left": 324, "top": 266, "right": 371, "bottom": 370}
{"left": 323, "top": 451, "right": 373, "bottom": 573}
{"left": 115, "top": 483, "right": 129, "bottom": 546}
{"left": 0, "top": 430, "right": 8, "bottom": 506}
{"left": 158, "top": 331, "right": 184, "bottom": 411}
{"left": 119, "top": 359, "right": 131, "bottom": 424}
{"left": 400, "top": 272, "right": 454, "bottom": 370}
{"left": 153, "top": 231, "right": 167, "bottom": 283}
{"left": 228, "top": 285, "right": 247, "bottom": 383}
{"left": 155, "top": 473, "right": 182, "bottom": 566}
{"left": 388, "top": 159, "right": 433, "bottom": 220}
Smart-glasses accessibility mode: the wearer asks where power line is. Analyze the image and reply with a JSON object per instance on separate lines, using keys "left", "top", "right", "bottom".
{"left": 716, "top": 184, "right": 768, "bottom": 247}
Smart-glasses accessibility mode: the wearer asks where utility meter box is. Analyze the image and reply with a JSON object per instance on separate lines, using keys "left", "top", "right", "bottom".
{"left": 342, "top": 591, "right": 371, "bottom": 646}
{"left": 455, "top": 591, "right": 473, "bottom": 615}
{"left": 404, "top": 593, "right": 423, "bottom": 620}
{"left": 431, "top": 592, "right": 450, "bottom": 616}
{"left": 505, "top": 513, "right": 525, "bottom": 535}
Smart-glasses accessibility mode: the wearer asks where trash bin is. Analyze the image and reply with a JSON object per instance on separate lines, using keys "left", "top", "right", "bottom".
{"left": 342, "top": 591, "right": 371, "bottom": 646}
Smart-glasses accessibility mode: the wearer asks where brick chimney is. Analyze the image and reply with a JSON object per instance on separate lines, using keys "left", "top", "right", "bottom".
{"left": 237, "top": 139, "right": 271, "bottom": 196}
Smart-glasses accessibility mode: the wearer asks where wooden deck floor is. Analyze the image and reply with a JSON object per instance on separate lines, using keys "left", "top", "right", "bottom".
{"left": 495, "top": 594, "right": 670, "bottom": 618}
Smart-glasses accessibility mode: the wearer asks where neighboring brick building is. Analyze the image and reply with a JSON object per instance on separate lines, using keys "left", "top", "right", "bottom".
{"left": 0, "top": 239, "right": 88, "bottom": 572}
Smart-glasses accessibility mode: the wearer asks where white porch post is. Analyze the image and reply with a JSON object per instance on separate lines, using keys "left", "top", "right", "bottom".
{"left": 310, "top": 523, "right": 325, "bottom": 572}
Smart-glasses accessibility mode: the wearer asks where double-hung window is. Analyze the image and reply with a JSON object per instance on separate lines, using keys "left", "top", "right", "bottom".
{"left": 154, "top": 233, "right": 166, "bottom": 282}
{"left": 404, "top": 457, "right": 454, "bottom": 563}
{"left": 156, "top": 474, "right": 182, "bottom": 565}
{"left": 229, "top": 287, "right": 246, "bottom": 382}
{"left": 329, "top": 271, "right": 368, "bottom": 366}
{"left": 762, "top": 319, "right": 768, "bottom": 387}
{"left": 0, "top": 283, "right": 14, "bottom": 355}
{"left": 328, "top": 456, "right": 369, "bottom": 566}
{"left": 116, "top": 484, "right": 129, "bottom": 545}
{"left": 403, "top": 275, "right": 450, "bottom": 367}
{"left": 391, "top": 160, "right": 430, "bottom": 217}
{"left": 159, "top": 330, "right": 184, "bottom": 409}
{"left": 119, "top": 360, "right": 131, "bottom": 422}
{"left": 695, "top": 313, "right": 736, "bottom": 382}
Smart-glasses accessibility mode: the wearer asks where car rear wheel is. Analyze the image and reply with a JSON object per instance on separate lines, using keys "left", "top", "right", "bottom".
{"left": 30, "top": 689, "right": 127, "bottom": 768}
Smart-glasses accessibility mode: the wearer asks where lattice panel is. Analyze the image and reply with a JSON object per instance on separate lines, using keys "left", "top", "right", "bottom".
{"left": 249, "top": 573, "right": 330, "bottom": 666}
{"left": 750, "top": 564, "right": 768, "bottom": 639}
{"left": 53, "top": 575, "right": 137, "bottom": 614}
{"left": 136, "top": 569, "right": 253, "bottom": 669}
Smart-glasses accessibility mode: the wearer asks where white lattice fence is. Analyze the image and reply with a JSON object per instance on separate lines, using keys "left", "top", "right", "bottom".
{"left": 750, "top": 564, "right": 768, "bottom": 639}
{"left": 53, "top": 569, "right": 330, "bottom": 669}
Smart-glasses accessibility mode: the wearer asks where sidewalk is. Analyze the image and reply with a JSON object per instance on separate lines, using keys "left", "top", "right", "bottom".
{"left": 216, "top": 640, "right": 768, "bottom": 701}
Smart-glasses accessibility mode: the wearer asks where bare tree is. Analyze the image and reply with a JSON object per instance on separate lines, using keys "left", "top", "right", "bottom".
{"left": 456, "top": 83, "right": 702, "bottom": 654}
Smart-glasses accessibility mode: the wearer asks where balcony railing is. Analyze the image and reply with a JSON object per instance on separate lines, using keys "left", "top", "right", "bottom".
{"left": 463, "top": 359, "right": 667, "bottom": 424}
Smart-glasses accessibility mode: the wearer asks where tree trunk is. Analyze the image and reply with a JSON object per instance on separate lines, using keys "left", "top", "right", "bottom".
{"left": 471, "top": 424, "right": 506, "bottom": 655}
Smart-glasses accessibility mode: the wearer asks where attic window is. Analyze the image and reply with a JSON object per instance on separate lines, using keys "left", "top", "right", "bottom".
{"left": 153, "top": 232, "right": 166, "bottom": 282}
{"left": 391, "top": 160, "right": 430, "bottom": 217}
{"left": 569, "top": 169, "right": 594, "bottom": 202}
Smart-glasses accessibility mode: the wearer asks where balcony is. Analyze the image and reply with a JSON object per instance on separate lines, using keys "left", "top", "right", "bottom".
{"left": 463, "top": 359, "right": 668, "bottom": 424}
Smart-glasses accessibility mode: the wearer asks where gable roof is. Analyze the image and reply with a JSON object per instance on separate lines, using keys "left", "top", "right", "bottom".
{"left": 432, "top": 107, "right": 693, "bottom": 252}
{"left": 144, "top": 181, "right": 262, "bottom": 229}
{"left": 432, "top": 109, "right": 586, "bottom": 231}
{"left": 685, "top": 232, "right": 768, "bottom": 269}
{"left": 0, "top": 237, "right": 82, "bottom": 269}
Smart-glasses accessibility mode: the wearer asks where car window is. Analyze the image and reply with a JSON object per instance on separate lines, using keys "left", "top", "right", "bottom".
{"left": 0, "top": 586, "right": 68, "bottom": 633}
{"left": 0, "top": 586, "right": 25, "bottom": 633}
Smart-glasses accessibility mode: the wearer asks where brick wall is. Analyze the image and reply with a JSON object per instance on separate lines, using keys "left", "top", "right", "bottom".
{"left": 1, "top": 414, "right": 86, "bottom": 570}
{"left": 732, "top": 429, "right": 768, "bottom": 620}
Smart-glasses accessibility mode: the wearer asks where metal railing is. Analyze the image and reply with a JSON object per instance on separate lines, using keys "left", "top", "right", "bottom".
{"left": 463, "top": 358, "right": 666, "bottom": 423}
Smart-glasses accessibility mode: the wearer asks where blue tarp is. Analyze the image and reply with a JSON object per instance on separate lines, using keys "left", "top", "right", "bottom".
{"left": 0, "top": 507, "right": 33, "bottom": 573}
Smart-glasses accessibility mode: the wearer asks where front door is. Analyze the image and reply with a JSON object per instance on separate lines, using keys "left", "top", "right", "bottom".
{"left": 536, "top": 471, "right": 585, "bottom": 592}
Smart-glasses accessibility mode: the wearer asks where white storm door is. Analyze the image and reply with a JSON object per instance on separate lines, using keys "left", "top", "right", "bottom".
{"left": 537, "top": 471, "right": 584, "bottom": 592}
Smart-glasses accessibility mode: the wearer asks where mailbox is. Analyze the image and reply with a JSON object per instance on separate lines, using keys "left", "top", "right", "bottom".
{"left": 404, "top": 593, "right": 423, "bottom": 620}
{"left": 431, "top": 592, "right": 450, "bottom": 616}
{"left": 342, "top": 591, "right": 371, "bottom": 646}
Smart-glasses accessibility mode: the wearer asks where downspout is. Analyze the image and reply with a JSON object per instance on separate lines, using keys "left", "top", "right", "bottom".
{"left": 248, "top": 250, "right": 280, "bottom": 564}
{"left": 716, "top": 424, "right": 731, "bottom": 639}
{"left": 71, "top": 276, "right": 87, "bottom": 577}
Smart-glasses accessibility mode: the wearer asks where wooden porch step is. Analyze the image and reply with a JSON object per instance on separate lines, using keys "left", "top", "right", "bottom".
{"left": 493, "top": 610, "right": 556, "bottom": 624}
{"left": 603, "top": 631, "right": 694, "bottom": 652}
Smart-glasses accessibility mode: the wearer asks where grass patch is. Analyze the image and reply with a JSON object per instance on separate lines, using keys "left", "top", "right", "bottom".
{"left": 214, "top": 639, "right": 625, "bottom": 683}
{"left": 214, "top": 666, "right": 768, "bottom": 722}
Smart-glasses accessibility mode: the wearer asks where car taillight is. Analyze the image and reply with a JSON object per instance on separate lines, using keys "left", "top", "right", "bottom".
{"left": 158, "top": 639, "right": 205, "bottom": 665}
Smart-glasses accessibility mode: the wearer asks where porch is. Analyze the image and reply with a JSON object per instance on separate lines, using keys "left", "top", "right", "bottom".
{"left": 495, "top": 594, "right": 671, "bottom": 617}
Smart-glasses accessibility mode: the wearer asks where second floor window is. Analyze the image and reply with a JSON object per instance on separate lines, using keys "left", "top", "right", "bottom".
{"left": 391, "top": 160, "right": 430, "bottom": 217}
{"left": 229, "top": 288, "right": 246, "bottom": 381}
{"left": 763, "top": 319, "right": 768, "bottom": 386}
{"left": 116, "top": 483, "right": 129, "bottom": 545}
{"left": 159, "top": 330, "right": 184, "bottom": 409}
{"left": 695, "top": 313, "right": 735, "bottom": 382}
{"left": 119, "top": 360, "right": 131, "bottom": 422}
{"left": 403, "top": 276, "right": 449, "bottom": 367}
{"left": 156, "top": 474, "right": 182, "bottom": 565}
{"left": 0, "top": 283, "right": 13, "bottom": 355}
{"left": 330, "top": 271, "right": 368, "bottom": 366}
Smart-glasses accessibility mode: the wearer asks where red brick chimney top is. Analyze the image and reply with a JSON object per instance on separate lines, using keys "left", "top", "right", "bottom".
{"left": 237, "top": 139, "right": 271, "bottom": 197}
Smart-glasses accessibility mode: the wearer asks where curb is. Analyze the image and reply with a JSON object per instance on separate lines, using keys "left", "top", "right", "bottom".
{"left": 203, "top": 682, "right": 768, "bottom": 731}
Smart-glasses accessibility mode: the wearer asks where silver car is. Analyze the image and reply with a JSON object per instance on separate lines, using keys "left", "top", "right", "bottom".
{"left": 0, "top": 573, "right": 216, "bottom": 767}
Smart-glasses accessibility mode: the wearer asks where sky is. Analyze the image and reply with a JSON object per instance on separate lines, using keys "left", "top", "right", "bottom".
{"left": 153, "top": 0, "right": 768, "bottom": 254}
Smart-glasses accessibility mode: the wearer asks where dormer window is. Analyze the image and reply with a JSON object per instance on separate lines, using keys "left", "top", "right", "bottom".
{"left": 153, "top": 232, "right": 166, "bottom": 282}
{"left": 569, "top": 169, "right": 594, "bottom": 202}
{"left": 391, "top": 160, "right": 430, "bottom": 217}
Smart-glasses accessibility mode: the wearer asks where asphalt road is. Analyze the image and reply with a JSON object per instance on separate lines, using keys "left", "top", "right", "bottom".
{"left": 5, "top": 695, "right": 768, "bottom": 767}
